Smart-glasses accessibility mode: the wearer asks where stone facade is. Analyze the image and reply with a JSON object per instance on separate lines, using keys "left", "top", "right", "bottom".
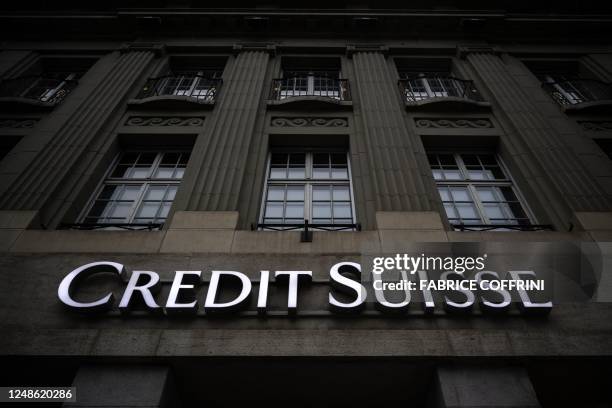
{"left": 1, "top": 2, "right": 612, "bottom": 407}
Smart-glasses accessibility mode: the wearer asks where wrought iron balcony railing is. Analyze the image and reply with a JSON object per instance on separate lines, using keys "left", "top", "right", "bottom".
{"left": 453, "top": 223, "right": 554, "bottom": 232}
{"left": 270, "top": 77, "right": 351, "bottom": 101}
{"left": 253, "top": 220, "right": 360, "bottom": 242}
{"left": 0, "top": 75, "right": 77, "bottom": 105}
{"left": 542, "top": 78, "right": 612, "bottom": 106}
{"left": 398, "top": 76, "right": 483, "bottom": 103}
{"left": 137, "top": 75, "right": 222, "bottom": 102}
{"left": 58, "top": 222, "right": 163, "bottom": 231}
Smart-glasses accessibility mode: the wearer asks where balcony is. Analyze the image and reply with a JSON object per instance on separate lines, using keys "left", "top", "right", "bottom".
{"left": 0, "top": 75, "right": 77, "bottom": 111}
{"left": 398, "top": 76, "right": 490, "bottom": 112}
{"left": 129, "top": 75, "right": 222, "bottom": 109}
{"left": 268, "top": 76, "right": 352, "bottom": 110}
{"left": 542, "top": 78, "right": 612, "bottom": 113}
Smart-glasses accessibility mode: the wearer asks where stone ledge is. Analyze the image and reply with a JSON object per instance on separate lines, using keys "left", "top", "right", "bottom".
{"left": 167, "top": 211, "right": 239, "bottom": 230}
{"left": 573, "top": 211, "right": 612, "bottom": 231}
{"left": 376, "top": 211, "right": 445, "bottom": 230}
{"left": 0, "top": 210, "right": 38, "bottom": 229}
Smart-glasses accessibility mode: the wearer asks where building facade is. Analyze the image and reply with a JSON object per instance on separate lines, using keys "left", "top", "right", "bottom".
{"left": 1, "top": 1, "right": 612, "bottom": 407}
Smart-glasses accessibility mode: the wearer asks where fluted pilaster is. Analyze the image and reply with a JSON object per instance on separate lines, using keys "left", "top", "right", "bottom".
{"left": 0, "top": 49, "right": 156, "bottom": 214}
{"left": 466, "top": 51, "right": 612, "bottom": 223}
{"left": 351, "top": 51, "right": 435, "bottom": 215}
{"left": 183, "top": 50, "right": 270, "bottom": 211}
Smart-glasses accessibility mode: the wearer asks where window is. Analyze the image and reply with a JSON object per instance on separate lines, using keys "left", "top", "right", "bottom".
{"left": 279, "top": 70, "right": 342, "bottom": 99}
{"left": 428, "top": 152, "right": 532, "bottom": 230}
{"left": 260, "top": 151, "right": 355, "bottom": 229}
{"left": 81, "top": 151, "right": 190, "bottom": 229}
{"left": 526, "top": 60, "right": 612, "bottom": 106}
{"left": 0, "top": 57, "right": 93, "bottom": 105}
{"left": 157, "top": 69, "right": 222, "bottom": 100}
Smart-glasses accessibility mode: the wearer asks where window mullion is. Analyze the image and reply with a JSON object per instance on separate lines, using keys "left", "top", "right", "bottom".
{"left": 469, "top": 184, "right": 489, "bottom": 224}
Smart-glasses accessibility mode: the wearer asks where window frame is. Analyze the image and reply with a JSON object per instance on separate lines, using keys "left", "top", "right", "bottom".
{"left": 428, "top": 151, "right": 536, "bottom": 229}
{"left": 78, "top": 149, "right": 190, "bottom": 228}
{"left": 259, "top": 149, "right": 357, "bottom": 229}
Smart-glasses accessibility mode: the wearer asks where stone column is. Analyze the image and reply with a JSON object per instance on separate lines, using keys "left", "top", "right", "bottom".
{"left": 349, "top": 47, "right": 436, "bottom": 228}
{"left": 64, "top": 365, "right": 177, "bottom": 408}
{"left": 462, "top": 46, "right": 612, "bottom": 228}
{"left": 180, "top": 45, "right": 272, "bottom": 214}
{"left": 433, "top": 365, "right": 541, "bottom": 408}
{"left": 0, "top": 44, "right": 161, "bottom": 227}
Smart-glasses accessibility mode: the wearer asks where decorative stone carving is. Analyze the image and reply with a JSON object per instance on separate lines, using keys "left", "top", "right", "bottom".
{"left": 125, "top": 117, "right": 205, "bottom": 127}
{"left": 0, "top": 118, "right": 39, "bottom": 128}
{"left": 270, "top": 117, "right": 348, "bottom": 127}
{"left": 415, "top": 118, "right": 493, "bottom": 129}
{"left": 580, "top": 121, "right": 612, "bottom": 132}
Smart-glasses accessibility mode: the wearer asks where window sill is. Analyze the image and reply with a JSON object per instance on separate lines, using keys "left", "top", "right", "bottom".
{"left": 127, "top": 95, "right": 216, "bottom": 110}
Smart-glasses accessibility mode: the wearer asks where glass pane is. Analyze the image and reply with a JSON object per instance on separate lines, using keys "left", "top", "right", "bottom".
{"left": 111, "top": 164, "right": 131, "bottom": 178}
{"left": 432, "top": 170, "right": 444, "bottom": 180}
{"left": 88, "top": 201, "right": 109, "bottom": 217}
{"left": 108, "top": 202, "right": 131, "bottom": 220}
{"left": 333, "top": 203, "right": 351, "bottom": 219}
{"left": 288, "top": 167, "right": 306, "bottom": 179}
{"left": 98, "top": 185, "right": 117, "bottom": 200}
{"left": 484, "top": 203, "right": 505, "bottom": 220}
{"left": 137, "top": 203, "right": 160, "bottom": 218}
{"left": 166, "top": 186, "right": 178, "bottom": 200}
{"left": 476, "top": 187, "right": 496, "bottom": 202}
{"left": 438, "top": 154, "right": 455, "bottom": 166}
{"left": 444, "top": 203, "right": 458, "bottom": 219}
{"left": 332, "top": 186, "right": 350, "bottom": 201}
{"left": 479, "top": 155, "right": 497, "bottom": 165}
{"left": 145, "top": 186, "right": 166, "bottom": 201}
{"left": 456, "top": 203, "right": 479, "bottom": 220}
{"left": 313, "top": 202, "right": 332, "bottom": 218}
{"left": 269, "top": 168, "right": 286, "bottom": 179}
{"left": 265, "top": 203, "right": 283, "bottom": 218}
{"left": 331, "top": 167, "right": 348, "bottom": 179}
{"left": 450, "top": 187, "right": 471, "bottom": 202}
{"left": 119, "top": 185, "right": 142, "bottom": 200}
{"left": 313, "top": 186, "right": 331, "bottom": 201}
{"left": 285, "top": 202, "right": 304, "bottom": 218}
{"left": 138, "top": 153, "right": 157, "bottom": 165}
{"left": 467, "top": 170, "right": 487, "bottom": 180}
{"left": 161, "top": 153, "right": 180, "bottom": 165}
{"left": 130, "top": 167, "right": 150, "bottom": 178}
{"left": 313, "top": 153, "right": 329, "bottom": 166}
{"left": 438, "top": 187, "right": 451, "bottom": 202}
{"left": 159, "top": 203, "right": 171, "bottom": 219}
{"left": 271, "top": 153, "right": 288, "bottom": 165}
{"left": 174, "top": 168, "right": 185, "bottom": 179}
{"left": 155, "top": 167, "right": 175, "bottom": 179}
{"left": 286, "top": 185, "right": 305, "bottom": 201}
{"left": 120, "top": 152, "right": 139, "bottom": 164}
{"left": 289, "top": 153, "right": 306, "bottom": 165}
{"left": 461, "top": 154, "right": 479, "bottom": 166}
{"left": 313, "top": 168, "right": 330, "bottom": 179}
{"left": 331, "top": 153, "right": 347, "bottom": 165}
{"left": 442, "top": 170, "right": 462, "bottom": 180}
{"left": 267, "top": 186, "right": 285, "bottom": 201}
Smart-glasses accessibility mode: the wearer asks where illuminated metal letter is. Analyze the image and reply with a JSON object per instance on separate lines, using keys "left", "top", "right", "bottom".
{"left": 165, "top": 271, "right": 202, "bottom": 314}
{"left": 328, "top": 262, "right": 366, "bottom": 312}
{"left": 275, "top": 271, "right": 312, "bottom": 313}
{"left": 118, "top": 271, "right": 162, "bottom": 313}
{"left": 509, "top": 270, "right": 552, "bottom": 314}
{"left": 476, "top": 270, "right": 511, "bottom": 313}
{"left": 204, "top": 271, "right": 252, "bottom": 313}
{"left": 58, "top": 261, "right": 125, "bottom": 311}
